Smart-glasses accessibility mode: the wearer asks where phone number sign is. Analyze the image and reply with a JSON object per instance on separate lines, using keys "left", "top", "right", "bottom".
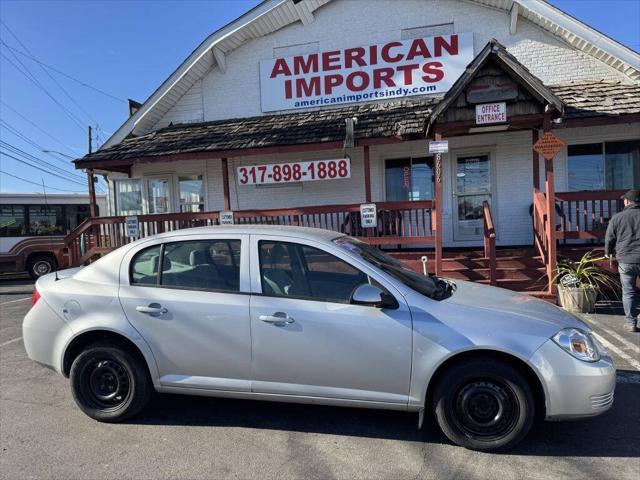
{"left": 237, "top": 158, "right": 350, "bottom": 185}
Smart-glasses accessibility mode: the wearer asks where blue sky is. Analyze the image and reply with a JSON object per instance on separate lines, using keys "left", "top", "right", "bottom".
{"left": 1, "top": 0, "right": 638, "bottom": 194}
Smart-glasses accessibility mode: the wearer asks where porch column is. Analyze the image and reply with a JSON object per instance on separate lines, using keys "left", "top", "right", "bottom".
{"left": 221, "top": 157, "right": 231, "bottom": 210}
{"left": 87, "top": 168, "right": 98, "bottom": 217}
{"left": 532, "top": 129, "right": 540, "bottom": 190}
{"left": 363, "top": 145, "right": 372, "bottom": 203}
{"left": 434, "top": 130, "right": 444, "bottom": 276}
{"left": 543, "top": 117, "right": 557, "bottom": 293}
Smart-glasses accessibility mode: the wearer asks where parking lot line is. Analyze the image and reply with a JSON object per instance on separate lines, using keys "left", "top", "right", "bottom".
{"left": 0, "top": 297, "right": 30, "bottom": 306}
{"left": 0, "top": 336, "right": 23, "bottom": 347}
{"left": 593, "top": 333, "right": 640, "bottom": 370}
{"left": 597, "top": 326, "right": 640, "bottom": 355}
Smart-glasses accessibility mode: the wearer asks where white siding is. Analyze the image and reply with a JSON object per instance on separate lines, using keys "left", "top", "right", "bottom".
{"left": 154, "top": 0, "right": 631, "bottom": 128}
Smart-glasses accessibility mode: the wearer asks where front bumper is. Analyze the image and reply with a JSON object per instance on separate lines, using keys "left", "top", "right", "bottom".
{"left": 530, "top": 339, "right": 616, "bottom": 420}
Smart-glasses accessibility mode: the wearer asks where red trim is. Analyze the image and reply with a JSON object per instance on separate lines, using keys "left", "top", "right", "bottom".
{"left": 433, "top": 130, "right": 443, "bottom": 276}
{"left": 553, "top": 114, "right": 640, "bottom": 129}
{"left": 221, "top": 157, "right": 230, "bottom": 210}
{"left": 532, "top": 129, "right": 540, "bottom": 190}
{"left": 74, "top": 136, "right": 410, "bottom": 171}
{"left": 363, "top": 145, "right": 371, "bottom": 203}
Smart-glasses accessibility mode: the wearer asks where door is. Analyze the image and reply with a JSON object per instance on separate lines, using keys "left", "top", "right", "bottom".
{"left": 145, "top": 177, "right": 173, "bottom": 214}
{"left": 118, "top": 235, "right": 252, "bottom": 391}
{"left": 453, "top": 153, "right": 492, "bottom": 241}
{"left": 249, "top": 236, "right": 413, "bottom": 404}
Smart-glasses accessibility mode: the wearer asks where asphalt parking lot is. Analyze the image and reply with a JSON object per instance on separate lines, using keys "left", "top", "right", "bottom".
{"left": 1, "top": 276, "right": 639, "bottom": 480}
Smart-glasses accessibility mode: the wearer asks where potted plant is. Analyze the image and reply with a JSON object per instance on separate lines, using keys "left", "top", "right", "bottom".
{"left": 553, "top": 251, "right": 619, "bottom": 313}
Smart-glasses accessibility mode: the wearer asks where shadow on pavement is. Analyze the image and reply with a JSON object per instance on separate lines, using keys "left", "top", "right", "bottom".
{"left": 130, "top": 374, "right": 639, "bottom": 457}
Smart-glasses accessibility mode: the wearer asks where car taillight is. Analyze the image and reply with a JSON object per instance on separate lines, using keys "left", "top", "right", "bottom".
{"left": 32, "top": 288, "right": 41, "bottom": 306}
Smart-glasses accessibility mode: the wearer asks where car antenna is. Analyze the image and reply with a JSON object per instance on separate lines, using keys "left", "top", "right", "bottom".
{"left": 54, "top": 270, "right": 59, "bottom": 281}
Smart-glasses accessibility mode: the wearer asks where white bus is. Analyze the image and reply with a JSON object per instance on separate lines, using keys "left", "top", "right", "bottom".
{"left": 0, "top": 193, "right": 107, "bottom": 278}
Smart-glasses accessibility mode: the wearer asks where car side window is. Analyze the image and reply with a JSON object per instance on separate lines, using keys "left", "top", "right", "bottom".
{"left": 259, "top": 241, "right": 369, "bottom": 303}
{"left": 130, "top": 245, "right": 162, "bottom": 285}
{"left": 160, "top": 240, "right": 241, "bottom": 292}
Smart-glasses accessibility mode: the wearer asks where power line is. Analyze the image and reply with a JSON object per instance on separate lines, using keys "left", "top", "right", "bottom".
{"left": 0, "top": 170, "right": 87, "bottom": 192}
{"left": 0, "top": 49, "right": 87, "bottom": 132}
{"left": 0, "top": 100, "right": 78, "bottom": 154}
{"left": 0, "top": 141, "right": 106, "bottom": 193}
{"left": 0, "top": 140, "right": 87, "bottom": 182}
{"left": 0, "top": 41, "right": 125, "bottom": 104}
{"left": 0, "top": 25, "right": 100, "bottom": 126}
{"left": 1, "top": 150, "right": 88, "bottom": 186}
{"left": 0, "top": 119, "right": 75, "bottom": 166}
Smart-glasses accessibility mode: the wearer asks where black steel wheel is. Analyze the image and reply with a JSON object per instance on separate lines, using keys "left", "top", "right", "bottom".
{"left": 27, "top": 255, "right": 56, "bottom": 279}
{"left": 432, "top": 358, "right": 535, "bottom": 451}
{"left": 70, "top": 342, "right": 152, "bottom": 422}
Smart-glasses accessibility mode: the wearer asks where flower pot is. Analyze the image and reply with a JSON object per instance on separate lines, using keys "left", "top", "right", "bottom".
{"left": 557, "top": 285, "right": 598, "bottom": 313}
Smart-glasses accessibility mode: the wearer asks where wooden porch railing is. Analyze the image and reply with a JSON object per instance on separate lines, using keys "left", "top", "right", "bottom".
{"left": 63, "top": 200, "right": 435, "bottom": 268}
{"left": 533, "top": 189, "right": 624, "bottom": 294}
{"left": 555, "top": 190, "right": 625, "bottom": 241}
{"left": 482, "top": 201, "right": 497, "bottom": 286}
{"left": 532, "top": 189, "right": 549, "bottom": 265}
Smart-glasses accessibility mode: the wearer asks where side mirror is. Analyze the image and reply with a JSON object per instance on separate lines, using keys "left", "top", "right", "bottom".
{"left": 350, "top": 284, "right": 398, "bottom": 309}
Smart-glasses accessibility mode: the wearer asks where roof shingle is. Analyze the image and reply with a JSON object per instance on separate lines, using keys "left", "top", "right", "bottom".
{"left": 77, "top": 81, "right": 639, "bottom": 165}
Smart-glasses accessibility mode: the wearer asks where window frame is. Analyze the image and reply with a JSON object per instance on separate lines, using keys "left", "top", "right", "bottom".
{"left": 567, "top": 139, "right": 640, "bottom": 192}
{"left": 256, "top": 239, "right": 380, "bottom": 306}
{"left": 384, "top": 155, "right": 436, "bottom": 202}
{"left": 126, "top": 235, "right": 248, "bottom": 294}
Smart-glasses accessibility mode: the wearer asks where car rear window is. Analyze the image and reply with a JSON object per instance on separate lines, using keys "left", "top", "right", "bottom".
{"left": 130, "top": 240, "right": 241, "bottom": 292}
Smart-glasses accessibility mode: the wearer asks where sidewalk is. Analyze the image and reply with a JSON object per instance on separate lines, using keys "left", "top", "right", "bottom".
{"left": 576, "top": 302, "right": 640, "bottom": 376}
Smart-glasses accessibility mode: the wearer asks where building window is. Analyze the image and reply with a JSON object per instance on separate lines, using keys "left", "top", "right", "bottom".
{"left": 0, "top": 205, "right": 26, "bottom": 237}
{"left": 568, "top": 140, "right": 640, "bottom": 191}
{"left": 146, "top": 178, "right": 171, "bottom": 214}
{"left": 178, "top": 175, "right": 204, "bottom": 212}
{"left": 115, "top": 179, "right": 143, "bottom": 215}
{"left": 28, "top": 205, "right": 64, "bottom": 236}
{"left": 385, "top": 157, "right": 434, "bottom": 201}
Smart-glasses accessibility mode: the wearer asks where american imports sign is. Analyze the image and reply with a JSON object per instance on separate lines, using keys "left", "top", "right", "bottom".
{"left": 259, "top": 33, "right": 474, "bottom": 112}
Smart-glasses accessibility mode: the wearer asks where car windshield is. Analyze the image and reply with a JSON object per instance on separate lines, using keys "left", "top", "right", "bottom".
{"left": 334, "top": 237, "right": 455, "bottom": 301}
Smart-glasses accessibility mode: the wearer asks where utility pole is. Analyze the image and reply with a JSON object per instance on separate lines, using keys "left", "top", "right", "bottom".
{"left": 87, "top": 126, "right": 98, "bottom": 217}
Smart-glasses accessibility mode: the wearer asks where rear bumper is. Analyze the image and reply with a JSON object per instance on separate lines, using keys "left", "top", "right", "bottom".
{"left": 22, "top": 298, "right": 71, "bottom": 375}
{"left": 530, "top": 340, "right": 616, "bottom": 420}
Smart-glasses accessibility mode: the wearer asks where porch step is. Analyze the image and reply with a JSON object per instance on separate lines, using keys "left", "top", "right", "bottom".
{"left": 441, "top": 267, "right": 547, "bottom": 282}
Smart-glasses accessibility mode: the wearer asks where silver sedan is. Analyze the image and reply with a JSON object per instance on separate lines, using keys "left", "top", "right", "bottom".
{"left": 23, "top": 226, "right": 615, "bottom": 451}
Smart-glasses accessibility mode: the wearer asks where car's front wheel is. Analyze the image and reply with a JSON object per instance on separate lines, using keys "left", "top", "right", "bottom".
{"left": 70, "top": 342, "right": 152, "bottom": 422}
{"left": 432, "top": 358, "right": 535, "bottom": 451}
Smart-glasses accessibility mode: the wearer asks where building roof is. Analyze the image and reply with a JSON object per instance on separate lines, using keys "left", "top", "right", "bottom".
{"left": 549, "top": 80, "right": 640, "bottom": 118}
{"left": 427, "top": 39, "right": 564, "bottom": 129}
{"left": 76, "top": 97, "right": 441, "bottom": 165}
{"left": 75, "top": 79, "right": 639, "bottom": 169}
{"left": 101, "top": 0, "right": 640, "bottom": 150}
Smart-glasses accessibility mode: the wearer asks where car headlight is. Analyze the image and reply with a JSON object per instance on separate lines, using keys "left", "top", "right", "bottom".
{"left": 552, "top": 328, "right": 600, "bottom": 362}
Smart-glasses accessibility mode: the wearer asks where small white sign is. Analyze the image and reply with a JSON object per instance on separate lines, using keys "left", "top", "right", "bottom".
{"left": 220, "top": 211, "right": 234, "bottom": 225}
{"left": 360, "top": 203, "right": 377, "bottom": 228}
{"left": 125, "top": 216, "right": 139, "bottom": 237}
{"left": 475, "top": 102, "right": 507, "bottom": 124}
{"left": 429, "top": 140, "right": 449, "bottom": 154}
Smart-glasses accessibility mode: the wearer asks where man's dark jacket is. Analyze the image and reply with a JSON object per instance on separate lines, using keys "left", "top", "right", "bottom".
{"left": 605, "top": 204, "right": 640, "bottom": 264}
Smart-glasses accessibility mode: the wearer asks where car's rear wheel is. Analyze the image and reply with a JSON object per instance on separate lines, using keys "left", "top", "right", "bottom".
{"left": 432, "top": 358, "right": 535, "bottom": 452}
{"left": 27, "top": 255, "right": 56, "bottom": 279}
{"left": 70, "top": 342, "right": 151, "bottom": 422}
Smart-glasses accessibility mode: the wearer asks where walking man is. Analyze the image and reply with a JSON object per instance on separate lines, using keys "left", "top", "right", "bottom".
{"left": 605, "top": 189, "right": 640, "bottom": 332}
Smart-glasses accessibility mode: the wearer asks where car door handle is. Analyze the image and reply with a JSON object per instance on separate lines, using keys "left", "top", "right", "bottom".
{"left": 259, "top": 312, "right": 295, "bottom": 325}
{"left": 136, "top": 303, "right": 168, "bottom": 316}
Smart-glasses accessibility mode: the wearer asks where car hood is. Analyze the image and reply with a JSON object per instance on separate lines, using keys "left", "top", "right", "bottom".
{"left": 404, "top": 280, "right": 588, "bottom": 360}
{"left": 441, "top": 280, "right": 586, "bottom": 331}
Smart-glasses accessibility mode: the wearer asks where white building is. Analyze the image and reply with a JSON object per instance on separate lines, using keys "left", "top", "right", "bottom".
{"left": 72, "top": 0, "right": 639, "bottom": 292}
